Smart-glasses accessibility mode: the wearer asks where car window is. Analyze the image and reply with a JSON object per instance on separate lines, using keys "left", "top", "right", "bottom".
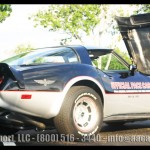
{"left": 106, "top": 54, "right": 128, "bottom": 70}
{"left": 1, "top": 47, "right": 79, "bottom": 66}
{"left": 92, "top": 53, "right": 128, "bottom": 70}
{"left": 24, "top": 48, "right": 78, "bottom": 65}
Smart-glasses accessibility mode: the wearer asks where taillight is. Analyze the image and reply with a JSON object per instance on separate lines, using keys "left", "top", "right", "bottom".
{"left": 0, "top": 76, "right": 4, "bottom": 84}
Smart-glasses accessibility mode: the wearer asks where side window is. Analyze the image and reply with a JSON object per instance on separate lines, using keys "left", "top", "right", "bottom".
{"left": 66, "top": 50, "right": 79, "bottom": 63}
{"left": 92, "top": 54, "right": 128, "bottom": 70}
{"left": 24, "top": 48, "right": 79, "bottom": 65}
{"left": 105, "top": 54, "right": 128, "bottom": 70}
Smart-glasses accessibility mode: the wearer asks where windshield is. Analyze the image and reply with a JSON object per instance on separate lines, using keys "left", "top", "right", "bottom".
{"left": 1, "top": 47, "right": 79, "bottom": 66}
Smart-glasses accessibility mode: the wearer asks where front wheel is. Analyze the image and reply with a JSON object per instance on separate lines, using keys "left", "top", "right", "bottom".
{"left": 54, "top": 86, "right": 103, "bottom": 141}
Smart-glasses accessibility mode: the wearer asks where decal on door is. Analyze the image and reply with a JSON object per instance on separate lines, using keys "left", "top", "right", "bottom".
{"left": 111, "top": 82, "right": 150, "bottom": 90}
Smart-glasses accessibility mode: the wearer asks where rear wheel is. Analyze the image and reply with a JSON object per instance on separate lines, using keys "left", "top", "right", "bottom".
{"left": 54, "top": 86, "right": 103, "bottom": 141}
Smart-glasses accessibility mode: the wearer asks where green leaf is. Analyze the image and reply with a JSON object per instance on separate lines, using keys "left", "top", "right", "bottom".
{"left": 0, "top": 4, "right": 12, "bottom": 23}
{"left": 30, "top": 4, "right": 102, "bottom": 43}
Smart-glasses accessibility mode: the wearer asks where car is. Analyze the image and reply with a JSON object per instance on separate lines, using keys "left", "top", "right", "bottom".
{"left": 0, "top": 13, "right": 150, "bottom": 140}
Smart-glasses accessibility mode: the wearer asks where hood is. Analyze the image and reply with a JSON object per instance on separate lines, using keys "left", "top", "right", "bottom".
{"left": 116, "top": 13, "right": 150, "bottom": 75}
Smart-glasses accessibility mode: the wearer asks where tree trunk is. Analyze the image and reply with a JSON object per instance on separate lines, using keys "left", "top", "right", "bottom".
{"left": 105, "top": 54, "right": 112, "bottom": 70}
{"left": 98, "top": 57, "right": 102, "bottom": 69}
{"left": 74, "top": 34, "right": 84, "bottom": 45}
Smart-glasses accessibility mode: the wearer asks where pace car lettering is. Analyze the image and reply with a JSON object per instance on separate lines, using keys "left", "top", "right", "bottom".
{"left": 111, "top": 82, "right": 150, "bottom": 90}
{"left": 114, "top": 90, "right": 150, "bottom": 93}
{"left": 111, "top": 82, "right": 130, "bottom": 89}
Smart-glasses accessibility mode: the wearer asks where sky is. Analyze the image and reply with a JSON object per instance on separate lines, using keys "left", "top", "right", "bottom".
{"left": 0, "top": 4, "right": 129, "bottom": 61}
{"left": 0, "top": 4, "right": 67, "bottom": 60}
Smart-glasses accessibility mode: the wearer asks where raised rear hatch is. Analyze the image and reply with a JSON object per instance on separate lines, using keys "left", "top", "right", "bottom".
{"left": 116, "top": 13, "right": 150, "bottom": 75}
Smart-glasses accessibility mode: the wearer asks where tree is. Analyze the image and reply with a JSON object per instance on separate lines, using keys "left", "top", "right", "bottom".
{"left": 30, "top": 4, "right": 141, "bottom": 70}
{"left": 92, "top": 5, "right": 140, "bottom": 69}
{"left": 134, "top": 4, "right": 150, "bottom": 14}
{"left": 30, "top": 5, "right": 102, "bottom": 45}
{"left": 0, "top": 4, "right": 12, "bottom": 23}
{"left": 93, "top": 48, "right": 131, "bottom": 70}
{"left": 14, "top": 44, "right": 34, "bottom": 55}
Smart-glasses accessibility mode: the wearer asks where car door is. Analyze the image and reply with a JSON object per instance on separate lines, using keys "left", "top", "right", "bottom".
{"left": 99, "top": 54, "right": 150, "bottom": 118}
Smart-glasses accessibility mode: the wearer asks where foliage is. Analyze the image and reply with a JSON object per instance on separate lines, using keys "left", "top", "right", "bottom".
{"left": 30, "top": 4, "right": 148, "bottom": 70}
{"left": 114, "top": 48, "right": 131, "bottom": 64}
{"left": 93, "top": 48, "right": 131, "bottom": 70}
{"left": 134, "top": 4, "right": 150, "bottom": 14}
{"left": 30, "top": 4, "right": 145, "bottom": 47}
{"left": 30, "top": 5, "right": 101, "bottom": 45}
{"left": 14, "top": 44, "right": 34, "bottom": 55}
{"left": 0, "top": 4, "right": 12, "bottom": 23}
{"left": 101, "top": 55, "right": 127, "bottom": 70}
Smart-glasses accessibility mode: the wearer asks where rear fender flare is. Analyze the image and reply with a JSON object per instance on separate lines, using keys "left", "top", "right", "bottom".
{"left": 62, "top": 76, "right": 105, "bottom": 100}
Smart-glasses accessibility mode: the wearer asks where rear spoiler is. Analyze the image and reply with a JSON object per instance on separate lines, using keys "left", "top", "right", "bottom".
{"left": 0, "top": 63, "right": 25, "bottom": 89}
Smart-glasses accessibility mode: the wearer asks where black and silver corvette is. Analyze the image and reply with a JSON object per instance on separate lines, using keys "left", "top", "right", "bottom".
{"left": 0, "top": 13, "right": 150, "bottom": 140}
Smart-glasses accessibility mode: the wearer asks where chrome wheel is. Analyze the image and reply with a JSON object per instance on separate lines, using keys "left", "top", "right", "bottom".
{"left": 73, "top": 96, "right": 99, "bottom": 132}
{"left": 54, "top": 86, "right": 103, "bottom": 140}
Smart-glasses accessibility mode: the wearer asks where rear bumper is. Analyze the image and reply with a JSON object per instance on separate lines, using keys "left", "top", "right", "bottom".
{"left": 0, "top": 91, "right": 64, "bottom": 119}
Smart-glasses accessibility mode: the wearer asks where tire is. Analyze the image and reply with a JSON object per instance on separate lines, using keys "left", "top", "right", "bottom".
{"left": 54, "top": 86, "right": 103, "bottom": 141}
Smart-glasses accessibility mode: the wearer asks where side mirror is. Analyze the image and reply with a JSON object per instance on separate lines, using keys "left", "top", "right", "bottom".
{"left": 129, "top": 64, "right": 137, "bottom": 76}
